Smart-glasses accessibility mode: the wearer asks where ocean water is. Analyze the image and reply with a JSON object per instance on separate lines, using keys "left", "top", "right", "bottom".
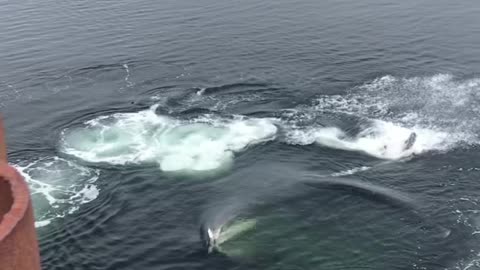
{"left": 2, "top": 0, "right": 480, "bottom": 269}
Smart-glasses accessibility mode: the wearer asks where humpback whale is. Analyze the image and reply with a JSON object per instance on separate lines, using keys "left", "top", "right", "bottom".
{"left": 202, "top": 219, "right": 256, "bottom": 253}
{"left": 403, "top": 132, "right": 417, "bottom": 151}
{"left": 200, "top": 176, "right": 450, "bottom": 255}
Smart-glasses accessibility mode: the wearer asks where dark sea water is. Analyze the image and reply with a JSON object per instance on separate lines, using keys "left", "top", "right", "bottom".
{"left": 2, "top": 0, "right": 480, "bottom": 269}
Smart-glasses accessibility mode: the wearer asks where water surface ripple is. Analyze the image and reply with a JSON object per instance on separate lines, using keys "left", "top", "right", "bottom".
{"left": 2, "top": 0, "right": 480, "bottom": 269}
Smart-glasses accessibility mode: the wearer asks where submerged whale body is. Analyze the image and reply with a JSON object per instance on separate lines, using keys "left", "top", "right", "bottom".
{"left": 201, "top": 219, "right": 257, "bottom": 254}
{"left": 302, "top": 177, "right": 415, "bottom": 209}
{"left": 303, "top": 177, "right": 450, "bottom": 238}
{"left": 200, "top": 176, "right": 450, "bottom": 255}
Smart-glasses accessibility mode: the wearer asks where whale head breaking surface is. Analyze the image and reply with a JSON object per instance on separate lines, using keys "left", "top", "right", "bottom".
{"left": 403, "top": 132, "right": 417, "bottom": 151}
{"left": 201, "top": 219, "right": 257, "bottom": 254}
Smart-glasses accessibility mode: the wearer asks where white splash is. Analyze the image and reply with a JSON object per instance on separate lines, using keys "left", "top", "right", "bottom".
{"left": 60, "top": 106, "right": 277, "bottom": 172}
{"left": 286, "top": 120, "right": 451, "bottom": 160}
{"left": 196, "top": 88, "right": 207, "bottom": 96}
{"left": 331, "top": 166, "right": 371, "bottom": 177}
{"left": 314, "top": 74, "right": 480, "bottom": 136}
{"left": 123, "top": 64, "right": 133, "bottom": 87}
{"left": 14, "top": 157, "right": 99, "bottom": 228}
{"left": 283, "top": 74, "right": 480, "bottom": 159}
{"left": 35, "top": 219, "right": 52, "bottom": 228}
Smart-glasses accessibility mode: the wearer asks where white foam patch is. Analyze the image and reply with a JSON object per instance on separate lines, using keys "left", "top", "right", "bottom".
{"left": 60, "top": 106, "right": 277, "bottom": 171}
{"left": 286, "top": 120, "right": 455, "bottom": 160}
{"left": 123, "top": 64, "right": 134, "bottom": 88}
{"left": 283, "top": 74, "right": 480, "bottom": 159}
{"left": 315, "top": 74, "right": 480, "bottom": 133}
{"left": 35, "top": 219, "right": 52, "bottom": 228}
{"left": 13, "top": 157, "right": 99, "bottom": 228}
{"left": 331, "top": 166, "right": 371, "bottom": 177}
{"left": 196, "top": 87, "right": 206, "bottom": 96}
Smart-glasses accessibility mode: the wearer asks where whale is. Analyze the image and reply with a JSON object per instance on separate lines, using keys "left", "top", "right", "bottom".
{"left": 201, "top": 219, "right": 257, "bottom": 254}
{"left": 200, "top": 176, "right": 450, "bottom": 255}
{"left": 403, "top": 132, "right": 417, "bottom": 151}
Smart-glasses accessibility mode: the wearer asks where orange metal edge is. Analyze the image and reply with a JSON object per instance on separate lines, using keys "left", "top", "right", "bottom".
{"left": 0, "top": 164, "right": 31, "bottom": 240}
{"left": 0, "top": 114, "right": 42, "bottom": 269}
{"left": 0, "top": 116, "right": 6, "bottom": 162}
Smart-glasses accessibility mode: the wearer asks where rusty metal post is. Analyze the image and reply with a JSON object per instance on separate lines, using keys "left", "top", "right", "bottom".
{"left": 0, "top": 115, "right": 41, "bottom": 270}
{"left": 0, "top": 116, "right": 6, "bottom": 162}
